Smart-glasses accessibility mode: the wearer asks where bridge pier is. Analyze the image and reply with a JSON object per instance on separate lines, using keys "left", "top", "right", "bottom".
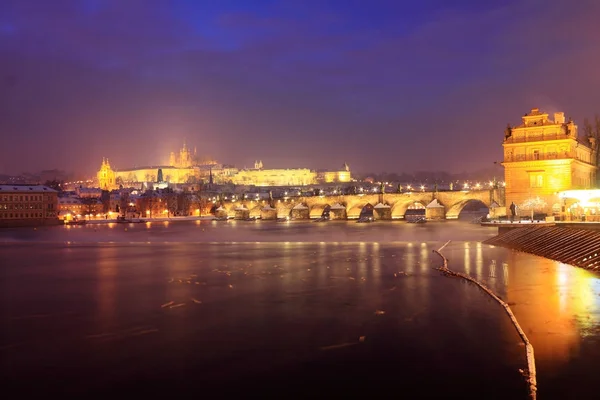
{"left": 260, "top": 206, "right": 278, "bottom": 220}
{"left": 215, "top": 190, "right": 506, "bottom": 221}
{"left": 374, "top": 204, "right": 392, "bottom": 220}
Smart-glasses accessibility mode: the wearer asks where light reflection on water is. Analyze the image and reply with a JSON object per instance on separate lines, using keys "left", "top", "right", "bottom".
{"left": 444, "top": 241, "right": 600, "bottom": 398}
{"left": 1, "top": 221, "right": 600, "bottom": 397}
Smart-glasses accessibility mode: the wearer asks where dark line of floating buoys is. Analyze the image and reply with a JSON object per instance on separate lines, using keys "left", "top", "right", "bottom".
{"left": 484, "top": 226, "right": 600, "bottom": 270}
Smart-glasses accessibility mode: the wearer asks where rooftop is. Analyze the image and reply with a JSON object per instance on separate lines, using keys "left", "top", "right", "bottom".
{"left": 0, "top": 185, "right": 57, "bottom": 193}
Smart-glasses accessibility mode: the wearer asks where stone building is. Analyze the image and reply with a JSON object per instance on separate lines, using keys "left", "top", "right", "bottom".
{"left": 0, "top": 185, "right": 59, "bottom": 227}
{"left": 97, "top": 143, "right": 351, "bottom": 188}
{"left": 97, "top": 145, "right": 198, "bottom": 190}
{"left": 169, "top": 142, "right": 195, "bottom": 168}
{"left": 230, "top": 161, "right": 352, "bottom": 187}
{"left": 502, "top": 108, "right": 598, "bottom": 216}
{"left": 97, "top": 158, "right": 116, "bottom": 190}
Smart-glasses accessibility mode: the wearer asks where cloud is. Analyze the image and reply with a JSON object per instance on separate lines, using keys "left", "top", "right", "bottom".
{"left": 0, "top": 0, "right": 599, "bottom": 176}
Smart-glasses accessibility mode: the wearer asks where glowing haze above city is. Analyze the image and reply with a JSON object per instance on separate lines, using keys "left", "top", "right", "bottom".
{"left": 1, "top": 0, "right": 599, "bottom": 177}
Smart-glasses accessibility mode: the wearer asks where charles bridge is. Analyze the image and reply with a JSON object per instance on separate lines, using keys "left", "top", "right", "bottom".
{"left": 214, "top": 188, "right": 506, "bottom": 220}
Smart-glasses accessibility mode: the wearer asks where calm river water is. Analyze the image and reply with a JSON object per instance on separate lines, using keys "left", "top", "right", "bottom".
{"left": 1, "top": 220, "right": 599, "bottom": 398}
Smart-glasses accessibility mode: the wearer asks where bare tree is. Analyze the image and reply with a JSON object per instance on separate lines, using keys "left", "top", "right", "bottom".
{"left": 583, "top": 118, "right": 594, "bottom": 137}
{"left": 163, "top": 190, "right": 178, "bottom": 217}
{"left": 520, "top": 197, "right": 547, "bottom": 220}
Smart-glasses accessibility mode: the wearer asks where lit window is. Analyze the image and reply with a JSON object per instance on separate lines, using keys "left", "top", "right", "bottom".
{"left": 529, "top": 174, "right": 544, "bottom": 188}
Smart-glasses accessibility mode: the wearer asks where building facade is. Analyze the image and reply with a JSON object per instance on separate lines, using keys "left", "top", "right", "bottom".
{"left": 97, "top": 160, "right": 197, "bottom": 191}
{"left": 97, "top": 158, "right": 116, "bottom": 190}
{"left": 97, "top": 144, "right": 352, "bottom": 188}
{"left": 0, "top": 185, "right": 59, "bottom": 227}
{"left": 503, "top": 108, "right": 598, "bottom": 216}
{"left": 230, "top": 161, "right": 352, "bottom": 187}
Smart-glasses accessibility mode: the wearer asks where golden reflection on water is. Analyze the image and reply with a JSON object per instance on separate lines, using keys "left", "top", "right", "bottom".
{"left": 504, "top": 253, "right": 600, "bottom": 366}
{"left": 405, "top": 243, "right": 415, "bottom": 274}
{"left": 475, "top": 242, "right": 483, "bottom": 280}
{"left": 420, "top": 243, "right": 428, "bottom": 273}
{"left": 464, "top": 242, "right": 470, "bottom": 275}
{"left": 371, "top": 243, "right": 381, "bottom": 286}
{"left": 96, "top": 246, "right": 117, "bottom": 330}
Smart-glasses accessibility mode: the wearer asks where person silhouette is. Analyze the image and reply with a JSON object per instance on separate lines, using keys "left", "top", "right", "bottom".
{"left": 509, "top": 202, "right": 516, "bottom": 221}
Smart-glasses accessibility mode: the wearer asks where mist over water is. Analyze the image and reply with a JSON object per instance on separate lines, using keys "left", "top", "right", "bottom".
{"left": 0, "top": 219, "right": 497, "bottom": 243}
{"left": 1, "top": 221, "right": 599, "bottom": 398}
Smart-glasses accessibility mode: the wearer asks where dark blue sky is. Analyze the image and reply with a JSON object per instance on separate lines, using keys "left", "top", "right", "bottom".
{"left": 1, "top": 0, "right": 599, "bottom": 176}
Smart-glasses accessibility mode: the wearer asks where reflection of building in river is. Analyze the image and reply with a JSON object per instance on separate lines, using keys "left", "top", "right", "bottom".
{"left": 503, "top": 253, "right": 600, "bottom": 367}
{"left": 502, "top": 108, "right": 598, "bottom": 217}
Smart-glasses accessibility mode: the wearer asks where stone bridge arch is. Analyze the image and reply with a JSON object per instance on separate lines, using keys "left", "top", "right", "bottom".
{"left": 249, "top": 204, "right": 262, "bottom": 218}
{"left": 445, "top": 199, "right": 488, "bottom": 219}
{"left": 275, "top": 201, "right": 294, "bottom": 218}
{"left": 310, "top": 204, "right": 330, "bottom": 219}
{"left": 216, "top": 189, "right": 504, "bottom": 221}
{"left": 391, "top": 200, "right": 427, "bottom": 219}
{"left": 347, "top": 202, "right": 369, "bottom": 219}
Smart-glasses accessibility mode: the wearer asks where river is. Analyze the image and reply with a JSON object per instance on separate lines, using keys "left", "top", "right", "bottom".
{"left": 1, "top": 220, "right": 599, "bottom": 398}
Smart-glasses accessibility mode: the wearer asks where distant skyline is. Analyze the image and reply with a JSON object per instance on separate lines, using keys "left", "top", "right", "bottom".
{"left": 1, "top": 0, "right": 600, "bottom": 176}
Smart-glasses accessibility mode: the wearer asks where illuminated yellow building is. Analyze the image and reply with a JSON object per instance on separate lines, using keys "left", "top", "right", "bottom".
{"left": 169, "top": 142, "right": 195, "bottom": 168}
{"left": 503, "top": 108, "right": 597, "bottom": 215}
{"left": 232, "top": 167, "right": 315, "bottom": 186}
{"left": 230, "top": 161, "right": 352, "bottom": 187}
{"left": 97, "top": 158, "right": 116, "bottom": 190}
{"left": 98, "top": 145, "right": 352, "bottom": 189}
{"left": 97, "top": 149, "right": 197, "bottom": 190}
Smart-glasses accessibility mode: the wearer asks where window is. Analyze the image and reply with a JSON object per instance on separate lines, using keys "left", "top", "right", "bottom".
{"left": 530, "top": 174, "right": 544, "bottom": 188}
{"left": 533, "top": 150, "right": 540, "bottom": 160}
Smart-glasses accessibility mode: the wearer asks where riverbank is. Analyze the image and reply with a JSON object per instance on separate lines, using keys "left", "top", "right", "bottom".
{"left": 484, "top": 225, "right": 600, "bottom": 270}
{"left": 85, "top": 215, "right": 217, "bottom": 224}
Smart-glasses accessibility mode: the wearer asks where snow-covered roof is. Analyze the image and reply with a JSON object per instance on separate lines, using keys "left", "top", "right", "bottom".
{"left": 216, "top": 206, "right": 226, "bottom": 211}
{"left": 426, "top": 199, "right": 444, "bottom": 208}
{"left": 0, "top": 185, "right": 56, "bottom": 193}
{"left": 235, "top": 205, "right": 248, "bottom": 210}
{"left": 76, "top": 187, "right": 102, "bottom": 193}
{"left": 374, "top": 202, "right": 390, "bottom": 208}
{"left": 292, "top": 203, "right": 308, "bottom": 210}
{"left": 58, "top": 197, "right": 82, "bottom": 205}
{"left": 330, "top": 203, "right": 346, "bottom": 209}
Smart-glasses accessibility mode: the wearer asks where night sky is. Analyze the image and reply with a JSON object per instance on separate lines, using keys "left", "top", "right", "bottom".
{"left": 1, "top": 0, "right": 599, "bottom": 176}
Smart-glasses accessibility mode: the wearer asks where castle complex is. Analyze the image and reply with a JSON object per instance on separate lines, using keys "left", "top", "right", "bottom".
{"left": 97, "top": 144, "right": 352, "bottom": 190}
{"left": 503, "top": 108, "right": 598, "bottom": 216}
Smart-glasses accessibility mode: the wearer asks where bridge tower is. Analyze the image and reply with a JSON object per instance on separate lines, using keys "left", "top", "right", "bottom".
{"left": 502, "top": 108, "right": 597, "bottom": 215}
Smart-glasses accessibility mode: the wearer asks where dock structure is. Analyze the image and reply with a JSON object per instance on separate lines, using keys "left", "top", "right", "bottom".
{"left": 483, "top": 225, "right": 600, "bottom": 270}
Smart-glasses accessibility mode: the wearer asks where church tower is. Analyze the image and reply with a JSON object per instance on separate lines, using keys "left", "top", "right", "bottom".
{"left": 502, "top": 108, "right": 597, "bottom": 215}
{"left": 97, "top": 158, "right": 116, "bottom": 190}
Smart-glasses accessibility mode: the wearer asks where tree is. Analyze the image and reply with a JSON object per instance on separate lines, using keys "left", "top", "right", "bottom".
{"left": 165, "top": 191, "right": 178, "bottom": 217}
{"left": 583, "top": 118, "right": 593, "bottom": 137}
{"left": 44, "top": 179, "right": 62, "bottom": 192}
{"left": 178, "top": 192, "right": 191, "bottom": 216}
{"left": 520, "top": 197, "right": 547, "bottom": 220}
